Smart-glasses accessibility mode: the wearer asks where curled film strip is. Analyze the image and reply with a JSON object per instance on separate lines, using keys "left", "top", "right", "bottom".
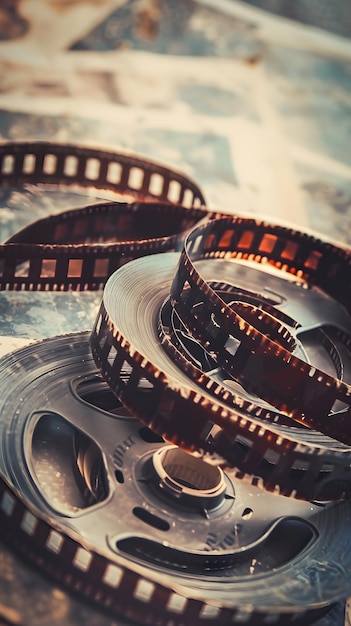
{"left": 0, "top": 141, "right": 205, "bottom": 206}
{"left": 170, "top": 217, "right": 351, "bottom": 444}
{"left": 0, "top": 141, "right": 207, "bottom": 291}
{"left": 0, "top": 141, "right": 351, "bottom": 623}
{"left": 90, "top": 221, "right": 351, "bottom": 502}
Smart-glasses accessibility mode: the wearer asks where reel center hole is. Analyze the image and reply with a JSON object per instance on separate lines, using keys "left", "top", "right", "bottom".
{"left": 152, "top": 446, "right": 227, "bottom": 510}
{"left": 161, "top": 447, "right": 220, "bottom": 492}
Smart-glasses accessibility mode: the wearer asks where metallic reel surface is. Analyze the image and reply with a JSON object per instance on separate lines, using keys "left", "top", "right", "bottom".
{"left": 0, "top": 332, "right": 348, "bottom": 625}
{"left": 92, "top": 251, "right": 351, "bottom": 501}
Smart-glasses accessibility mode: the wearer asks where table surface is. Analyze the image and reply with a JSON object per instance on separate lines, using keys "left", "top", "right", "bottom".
{"left": 0, "top": 1, "right": 350, "bottom": 625}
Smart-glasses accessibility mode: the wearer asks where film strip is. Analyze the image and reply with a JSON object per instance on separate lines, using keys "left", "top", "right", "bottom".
{"left": 1, "top": 141, "right": 351, "bottom": 624}
{"left": 0, "top": 200, "right": 208, "bottom": 291}
{"left": 0, "top": 332, "right": 347, "bottom": 626}
{"left": 170, "top": 217, "right": 351, "bottom": 443}
{"left": 0, "top": 141, "right": 207, "bottom": 290}
{"left": 91, "top": 245, "right": 351, "bottom": 502}
{"left": 0, "top": 141, "right": 205, "bottom": 205}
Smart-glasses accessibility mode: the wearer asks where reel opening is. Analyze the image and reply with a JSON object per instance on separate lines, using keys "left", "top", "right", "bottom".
{"left": 75, "top": 374, "right": 132, "bottom": 416}
{"left": 116, "top": 516, "right": 316, "bottom": 576}
{"left": 30, "top": 412, "right": 109, "bottom": 515}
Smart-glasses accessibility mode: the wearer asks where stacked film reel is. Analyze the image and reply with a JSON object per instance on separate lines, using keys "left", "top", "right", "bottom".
{"left": 0, "top": 141, "right": 350, "bottom": 625}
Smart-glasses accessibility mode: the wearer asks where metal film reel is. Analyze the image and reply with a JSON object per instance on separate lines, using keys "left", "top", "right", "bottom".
{"left": 91, "top": 244, "right": 351, "bottom": 501}
{"left": 0, "top": 332, "right": 348, "bottom": 625}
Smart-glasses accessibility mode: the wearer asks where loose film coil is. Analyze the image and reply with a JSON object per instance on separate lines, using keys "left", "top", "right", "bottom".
{"left": 1, "top": 141, "right": 351, "bottom": 624}
{"left": 0, "top": 141, "right": 205, "bottom": 206}
{"left": 170, "top": 217, "right": 351, "bottom": 444}
{"left": 0, "top": 141, "right": 208, "bottom": 291}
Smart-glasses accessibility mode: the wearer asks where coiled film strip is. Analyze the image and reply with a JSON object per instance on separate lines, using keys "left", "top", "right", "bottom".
{"left": 170, "top": 217, "right": 351, "bottom": 443}
{"left": 0, "top": 141, "right": 351, "bottom": 624}
{"left": 91, "top": 229, "right": 351, "bottom": 501}
{"left": 0, "top": 141, "right": 207, "bottom": 290}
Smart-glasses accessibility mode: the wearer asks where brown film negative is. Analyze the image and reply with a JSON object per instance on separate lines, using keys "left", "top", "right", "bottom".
{"left": 0, "top": 200, "right": 207, "bottom": 291}
{"left": 0, "top": 469, "right": 334, "bottom": 626}
{"left": 0, "top": 141, "right": 208, "bottom": 290}
{"left": 0, "top": 141, "right": 206, "bottom": 206}
{"left": 170, "top": 217, "right": 351, "bottom": 444}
